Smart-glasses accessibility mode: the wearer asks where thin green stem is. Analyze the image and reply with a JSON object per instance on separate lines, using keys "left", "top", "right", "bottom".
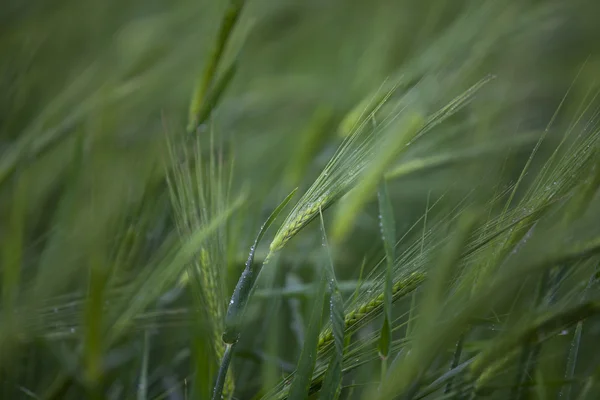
{"left": 212, "top": 343, "right": 235, "bottom": 400}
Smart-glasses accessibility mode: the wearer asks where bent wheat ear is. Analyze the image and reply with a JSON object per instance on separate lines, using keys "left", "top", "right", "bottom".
{"left": 269, "top": 83, "right": 403, "bottom": 255}
{"left": 166, "top": 134, "right": 236, "bottom": 398}
{"left": 317, "top": 271, "right": 426, "bottom": 351}
{"left": 270, "top": 76, "right": 494, "bottom": 255}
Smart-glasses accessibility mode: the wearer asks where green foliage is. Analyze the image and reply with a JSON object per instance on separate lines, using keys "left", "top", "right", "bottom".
{"left": 2, "top": 0, "right": 600, "bottom": 399}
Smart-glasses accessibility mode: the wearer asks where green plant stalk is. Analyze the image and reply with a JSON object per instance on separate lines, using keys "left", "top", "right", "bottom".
{"left": 211, "top": 343, "right": 235, "bottom": 400}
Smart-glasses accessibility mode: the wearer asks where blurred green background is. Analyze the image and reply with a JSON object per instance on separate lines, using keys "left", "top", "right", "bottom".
{"left": 2, "top": 0, "right": 600, "bottom": 399}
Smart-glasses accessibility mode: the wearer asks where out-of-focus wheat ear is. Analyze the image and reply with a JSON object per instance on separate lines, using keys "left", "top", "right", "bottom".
{"left": 187, "top": 0, "right": 246, "bottom": 133}
{"left": 211, "top": 344, "right": 235, "bottom": 400}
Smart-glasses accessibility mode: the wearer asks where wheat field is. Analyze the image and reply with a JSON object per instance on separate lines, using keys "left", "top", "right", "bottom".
{"left": 1, "top": 0, "right": 600, "bottom": 399}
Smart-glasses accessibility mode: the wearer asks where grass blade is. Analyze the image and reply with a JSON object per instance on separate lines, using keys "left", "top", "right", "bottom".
{"left": 213, "top": 189, "right": 297, "bottom": 400}
{"left": 137, "top": 330, "right": 150, "bottom": 400}
{"left": 561, "top": 321, "right": 583, "bottom": 400}
{"left": 377, "top": 181, "right": 395, "bottom": 366}
{"left": 222, "top": 187, "right": 298, "bottom": 343}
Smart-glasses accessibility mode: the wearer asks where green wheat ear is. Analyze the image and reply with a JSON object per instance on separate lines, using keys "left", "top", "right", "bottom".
{"left": 268, "top": 82, "right": 399, "bottom": 255}
{"left": 166, "top": 134, "right": 235, "bottom": 399}
{"left": 269, "top": 76, "right": 493, "bottom": 256}
{"left": 317, "top": 271, "right": 426, "bottom": 351}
